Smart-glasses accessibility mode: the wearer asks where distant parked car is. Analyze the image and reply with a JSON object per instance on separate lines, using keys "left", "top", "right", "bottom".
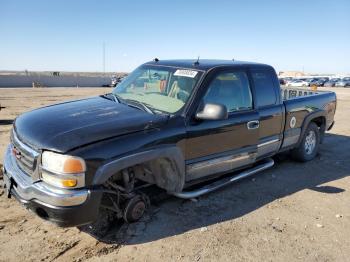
{"left": 335, "top": 78, "right": 350, "bottom": 87}
{"left": 305, "top": 78, "right": 316, "bottom": 85}
{"left": 287, "top": 80, "right": 309, "bottom": 87}
{"left": 110, "top": 77, "right": 120, "bottom": 87}
{"left": 284, "top": 78, "right": 294, "bottom": 85}
{"left": 279, "top": 78, "right": 286, "bottom": 85}
{"left": 108, "top": 76, "right": 127, "bottom": 87}
{"left": 324, "top": 81, "right": 335, "bottom": 87}
{"left": 310, "top": 79, "right": 327, "bottom": 87}
{"left": 324, "top": 78, "right": 340, "bottom": 87}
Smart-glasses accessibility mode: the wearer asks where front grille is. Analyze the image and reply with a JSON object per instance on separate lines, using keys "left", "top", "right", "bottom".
{"left": 11, "top": 131, "right": 39, "bottom": 177}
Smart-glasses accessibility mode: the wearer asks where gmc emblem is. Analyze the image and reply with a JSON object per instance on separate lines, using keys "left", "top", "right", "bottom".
{"left": 12, "top": 147, "right": 22, "bottom": 159}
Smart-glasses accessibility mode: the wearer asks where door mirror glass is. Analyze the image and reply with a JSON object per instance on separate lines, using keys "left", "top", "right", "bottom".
{"left": 196, "top": 103, "right": 228, "bottom": 120}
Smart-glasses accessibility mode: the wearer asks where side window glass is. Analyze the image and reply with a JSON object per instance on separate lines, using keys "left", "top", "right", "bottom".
{"left": 251, "top": 70, "right": 277, "bottom": 107}
{"left": 203, "top": 71, "right": 252, "bottom": 112}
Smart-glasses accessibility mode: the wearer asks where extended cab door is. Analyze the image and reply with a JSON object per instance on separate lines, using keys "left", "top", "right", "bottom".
{"left": 185, "top": 68, "right": 259, "bottom": 182}
{"left": 250, "top": 67, "right": 284, "bottom": 159}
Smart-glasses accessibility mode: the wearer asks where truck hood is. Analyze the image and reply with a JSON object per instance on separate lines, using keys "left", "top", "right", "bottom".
{"left": 14, "top": 96, "right": 168, "bottom": 153}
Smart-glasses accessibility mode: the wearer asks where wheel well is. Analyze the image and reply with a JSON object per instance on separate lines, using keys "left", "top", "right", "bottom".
{"left": 93, "top": 146, "right": 185, "bottom": 189}
{"left": 104, "top": 157, "right": 184, "bottom": 193}
{"left": 133, "top": 157, "right": 184, "bottom": 192}
{"left": 311, "top": 116, "right": 325, "bottom": 128}
{"left": 310, "top": 116, "right": 326, "bottom": 143}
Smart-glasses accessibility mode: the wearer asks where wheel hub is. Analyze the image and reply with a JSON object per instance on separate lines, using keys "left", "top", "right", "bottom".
{"left": 304, "top": 130, "right": 316, "bottom": 155}
{"left": 131, "top": 201, "right": 146, "bottom": 220}
{"left": 123, "top": 196, "right": 147, "bottom": 223}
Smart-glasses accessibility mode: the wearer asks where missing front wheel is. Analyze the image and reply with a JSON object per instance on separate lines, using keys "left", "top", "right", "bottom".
{"left": 99, "top": 168, "right": 151, "bottom": 224}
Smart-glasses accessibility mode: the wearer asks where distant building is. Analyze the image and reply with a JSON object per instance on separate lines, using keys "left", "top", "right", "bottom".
{"left": 279, "top": 71, "right": 306, "bottom": 77}
{"left": 278, "top": 71, "right": 344, "bottom": 80}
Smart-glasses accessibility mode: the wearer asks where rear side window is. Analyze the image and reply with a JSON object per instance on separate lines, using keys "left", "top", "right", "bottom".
{"left": 203, "top": 71, "right": 252, "bottom": 112}
{"left": 251, "top": 70, "right": 277, "bottom": 107}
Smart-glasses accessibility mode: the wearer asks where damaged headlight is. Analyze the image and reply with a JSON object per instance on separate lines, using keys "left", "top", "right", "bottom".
{"left": 41, "top": 151, "right": 86, "bottom": 188}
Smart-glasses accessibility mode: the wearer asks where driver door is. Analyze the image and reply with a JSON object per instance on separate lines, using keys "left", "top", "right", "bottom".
{"left": 185, "top": 69, "right": 259, "bottom": 182}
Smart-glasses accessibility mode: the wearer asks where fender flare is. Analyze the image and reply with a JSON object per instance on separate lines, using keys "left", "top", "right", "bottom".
{"left": 297, "top": 110, "right": 326, "bottom": 146}
{"left": 92, "top": 146, "right": 185, "bottom": 192}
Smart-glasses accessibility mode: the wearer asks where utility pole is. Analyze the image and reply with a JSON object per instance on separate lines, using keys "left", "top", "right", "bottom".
{"left": 103, "top": 42, "right": 106, "bottom": 75}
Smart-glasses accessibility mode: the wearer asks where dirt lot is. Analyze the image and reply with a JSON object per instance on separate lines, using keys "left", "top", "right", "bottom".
{"left": 0, "top": 87, "right": 349, "bottom": 262}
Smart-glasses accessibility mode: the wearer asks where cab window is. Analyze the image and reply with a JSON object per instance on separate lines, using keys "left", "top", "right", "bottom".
{"left": 203, "top": 71, "right": 252, "bottom": 112}
{"left": 251, "top": 70, "right": 278, "bottom": 107}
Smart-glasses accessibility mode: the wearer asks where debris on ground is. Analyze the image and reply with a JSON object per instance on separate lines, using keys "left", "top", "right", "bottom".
{"left": 200, "top": 227, "right": 208, "bottom": 232}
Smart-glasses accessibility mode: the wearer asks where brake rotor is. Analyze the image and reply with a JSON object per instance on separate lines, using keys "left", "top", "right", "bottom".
{"left": 123, "top": 196, "right": 146, "bottom": 223}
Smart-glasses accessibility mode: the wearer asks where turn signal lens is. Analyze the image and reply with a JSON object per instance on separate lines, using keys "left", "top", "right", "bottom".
{"left": 61, "top": 179, "right": 78, "bottom": 187}
{"left": 41, "top": 172, "right": 79, "bottom": 188}
{"left": 63, "top": 158, "right": 85, "bottom": 173}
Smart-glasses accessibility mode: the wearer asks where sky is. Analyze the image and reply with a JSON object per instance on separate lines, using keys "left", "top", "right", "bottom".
{"left": 1, "top": 0, "right": 349, "bottom": 73}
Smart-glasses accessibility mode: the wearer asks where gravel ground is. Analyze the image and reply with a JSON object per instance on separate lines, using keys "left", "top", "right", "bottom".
{"left": 0, "top": 87, "right": 349, "bottom": 262}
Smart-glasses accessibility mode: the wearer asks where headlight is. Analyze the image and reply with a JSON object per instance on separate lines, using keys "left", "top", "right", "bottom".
{"left": 41, "top": 151, "right": 86, "bottom": 189}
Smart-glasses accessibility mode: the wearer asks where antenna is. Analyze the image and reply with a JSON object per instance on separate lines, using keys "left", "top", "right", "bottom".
{"left": 193, "top": 56, "right": 200, "bottom": 66}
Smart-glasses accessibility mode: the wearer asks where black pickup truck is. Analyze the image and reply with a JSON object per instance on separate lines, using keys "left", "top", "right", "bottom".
{"left": 2, "top": 59, "right": 336, "bottom": 227}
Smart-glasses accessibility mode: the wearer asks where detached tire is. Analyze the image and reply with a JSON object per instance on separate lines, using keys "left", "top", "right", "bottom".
{"left": 291, "top": 122, "right": 320, "bottom": 162}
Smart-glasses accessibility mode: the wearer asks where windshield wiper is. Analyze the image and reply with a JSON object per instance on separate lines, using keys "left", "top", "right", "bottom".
{"left": 102, "top": 93, "right": 122, "bottom": 103}
{"left": 102, "top": 94, "right": 155, "bottom": 114}
{"left": 110, "top": 93, "right": 122, "bottom": 103}
{"left": 123, "top": 99, "right": 155, "bottom": 114}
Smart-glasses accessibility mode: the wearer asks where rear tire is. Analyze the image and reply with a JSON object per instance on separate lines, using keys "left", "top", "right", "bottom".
{"left": 291, "top": 122, "right": 320, "bottom": 162}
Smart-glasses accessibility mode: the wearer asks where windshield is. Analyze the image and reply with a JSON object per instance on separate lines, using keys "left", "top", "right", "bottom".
{"left": 112, "top": 65, "right": 203, "bottom": 114}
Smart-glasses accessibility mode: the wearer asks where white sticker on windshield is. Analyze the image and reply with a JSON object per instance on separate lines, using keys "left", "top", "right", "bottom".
{"left": 174, "top": 69, "right": 198, "bottom": 78}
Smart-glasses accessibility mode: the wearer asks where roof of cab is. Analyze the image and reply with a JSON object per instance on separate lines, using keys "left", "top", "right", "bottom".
{"left": 144, "top": 59, "right": 271, "bottom": 71}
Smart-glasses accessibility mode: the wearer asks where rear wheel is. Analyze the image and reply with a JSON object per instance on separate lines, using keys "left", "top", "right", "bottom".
{"left": 291, "top": 122, "right": 320, "bottom": 162}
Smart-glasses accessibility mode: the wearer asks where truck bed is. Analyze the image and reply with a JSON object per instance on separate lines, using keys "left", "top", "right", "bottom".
{"left": 281, "top": 86, "right": 329, "bottom": 100}
{"left": 281, "top": 86, "right": 337, "bottom": 132}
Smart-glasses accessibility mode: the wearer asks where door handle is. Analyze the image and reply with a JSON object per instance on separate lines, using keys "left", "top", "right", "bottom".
{"left": 247, "top": 120, "right": 260, "bottom": 130}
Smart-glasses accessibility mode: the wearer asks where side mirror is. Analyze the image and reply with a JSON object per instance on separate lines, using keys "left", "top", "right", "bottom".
{"left": 196, "top": 103, "right": 228, "bottom": 120}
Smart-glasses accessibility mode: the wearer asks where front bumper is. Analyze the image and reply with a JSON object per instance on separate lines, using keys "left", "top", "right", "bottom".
{"left": 3, "top": 145, "right": 102, "bottom": 227}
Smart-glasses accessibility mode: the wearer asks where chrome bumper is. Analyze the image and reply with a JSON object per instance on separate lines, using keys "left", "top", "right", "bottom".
{"left": 3, "top": 145, "right": 89, "bottom": 207}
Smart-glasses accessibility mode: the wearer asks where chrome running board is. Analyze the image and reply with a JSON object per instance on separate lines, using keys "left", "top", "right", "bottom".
{"left": 171, "top": 158, "right": 274, "bottom": 199}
